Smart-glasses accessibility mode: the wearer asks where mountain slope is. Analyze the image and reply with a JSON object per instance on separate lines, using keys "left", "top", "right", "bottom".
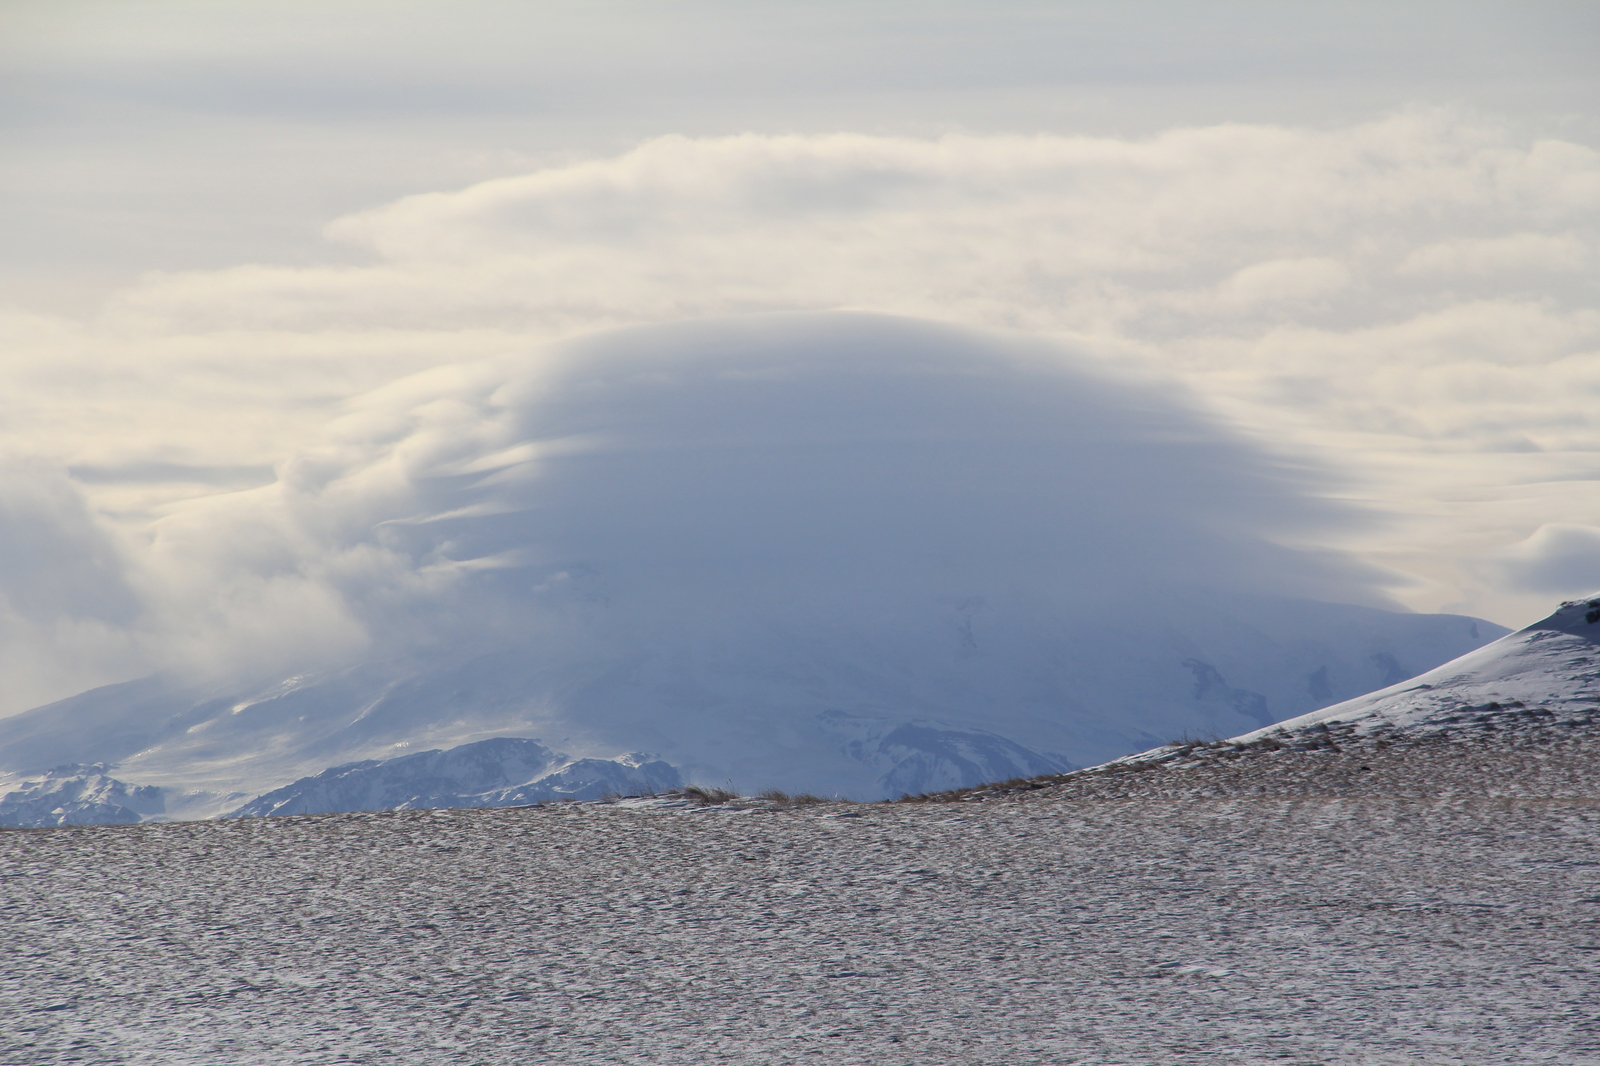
{"left": 0, "top": 764, "right": 166, "bottom": 828}
{"left": 936, "top": 596, "right": 1599, "bottom": 804}
{"left": 1237, "top": 595, "right": 1600, "bottom": 738}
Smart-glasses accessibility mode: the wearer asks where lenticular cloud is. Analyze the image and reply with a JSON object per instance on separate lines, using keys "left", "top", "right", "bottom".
{"left": 161, "top": 311, "right": 1388, "bottom": 667}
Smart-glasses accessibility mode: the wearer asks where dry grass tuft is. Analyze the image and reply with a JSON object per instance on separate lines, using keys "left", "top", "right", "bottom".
{"left": 756, "top": 789, "right": 831, "bottom": 808}
{"left": 678, "top": 785, "right": 740, "bottom": 805}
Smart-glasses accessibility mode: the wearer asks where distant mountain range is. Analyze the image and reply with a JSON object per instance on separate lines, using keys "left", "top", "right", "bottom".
{"left": 0, "top": 314, "right": 1523, "bottom": 824}
{"left": 0, "top": 593, "right": 1504, "bottom": 825}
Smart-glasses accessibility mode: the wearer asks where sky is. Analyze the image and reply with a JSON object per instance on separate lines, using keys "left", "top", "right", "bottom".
{"left": 0, "top": 0, "right": 1597, "bottom": 714}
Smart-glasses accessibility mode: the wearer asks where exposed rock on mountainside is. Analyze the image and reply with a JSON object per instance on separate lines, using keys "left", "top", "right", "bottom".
{"left": 230, "top": 739, "right": 681, "bottom": 817}
{"left": 0, "top": 741, "right": 684, "bottom": 827}
{"left": 922, "top": 707, "right": 1599, "bottom": 804}
{"left": 0, "top": 764, "right": 165, "bottom": 828}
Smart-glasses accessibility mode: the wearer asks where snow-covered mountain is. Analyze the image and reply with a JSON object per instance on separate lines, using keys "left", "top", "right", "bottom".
{"left": 962, "top": 595, "right": 1599, "bottom": 804}
{"left": 0, "top": 314, "right": 1510, "bottom": 822}
{"left": 0, "top": 594, "right": 1500, "bottom": 822}
{"left": 231, "top": 738, "right": 681, "bottom": 818}
{"left": 0, "top": 764, "right": 167, "bottom": 827}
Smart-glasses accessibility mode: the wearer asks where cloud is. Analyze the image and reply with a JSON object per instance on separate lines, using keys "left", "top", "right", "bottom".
{"left": 0, "top": 111, "right": 1594, "bottom": 633}
{"left": 11, "top": 2, "right": 1592, "bottom": 123}
{"left": 1480, "top": 524, "right": 1600, "bottom": 596}
{"left": 0, "top": 463, "right": 148, "bottom": 712}
{"left": 1213, "top": 257, "right": 1352, "bottom": 311}
{"left": 88, "top": 113, "right": 1596, "bottom": 343}
{"left": 121, "top": 314, "right": 1398, "bottom": 694}
{"left": 1397, "top": 232, "right": 1589, "bottom": 278}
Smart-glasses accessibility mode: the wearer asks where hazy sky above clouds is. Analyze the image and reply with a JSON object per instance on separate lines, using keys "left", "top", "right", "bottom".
{"left": 4, "top": 0, "right": 1595, "bottom": 304}
{"left": 0, "top": 0, "right": 1597, "bottom": 712}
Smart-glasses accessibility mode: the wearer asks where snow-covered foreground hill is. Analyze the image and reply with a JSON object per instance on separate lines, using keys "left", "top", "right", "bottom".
{"left": 4, "top": 789, "right": 1597, "bottom": 1065}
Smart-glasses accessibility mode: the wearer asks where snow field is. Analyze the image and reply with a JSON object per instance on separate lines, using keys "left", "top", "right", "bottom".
{"left": 4, "top": 795, "right": 1598, "bottom": 1064}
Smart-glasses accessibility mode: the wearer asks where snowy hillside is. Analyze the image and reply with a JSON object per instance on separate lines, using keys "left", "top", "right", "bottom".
{"left": 0, "top": 764, "right": 166, "bottom": 828}
{"left": 0, "top": 315, "right": 1508, "bottom": 821}
{"left": 1236, "top": 594, "right": 1600, "bottom": 739}
{"left": 7, "top": 786, "right": 1598, "bottom": 1064}
{"left": 920, "top": 595, "right": 1598, "bottom": 805}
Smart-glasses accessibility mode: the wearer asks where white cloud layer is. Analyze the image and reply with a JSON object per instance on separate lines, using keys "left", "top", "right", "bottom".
{"left": 0, "top": 111, "right": 1596, "bottom": 708}
{"left": 21, "top": 315, "right": 1417, "bottom": 719}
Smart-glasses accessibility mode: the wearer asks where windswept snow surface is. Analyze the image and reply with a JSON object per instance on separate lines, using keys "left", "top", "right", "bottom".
{"left": 3, "top": 794, "right": 1598, "bottom": 1065}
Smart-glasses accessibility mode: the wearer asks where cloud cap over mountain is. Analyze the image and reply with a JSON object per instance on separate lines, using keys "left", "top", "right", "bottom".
{"left": 155, "top": 313, "right": 1400, "bottom": 668}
